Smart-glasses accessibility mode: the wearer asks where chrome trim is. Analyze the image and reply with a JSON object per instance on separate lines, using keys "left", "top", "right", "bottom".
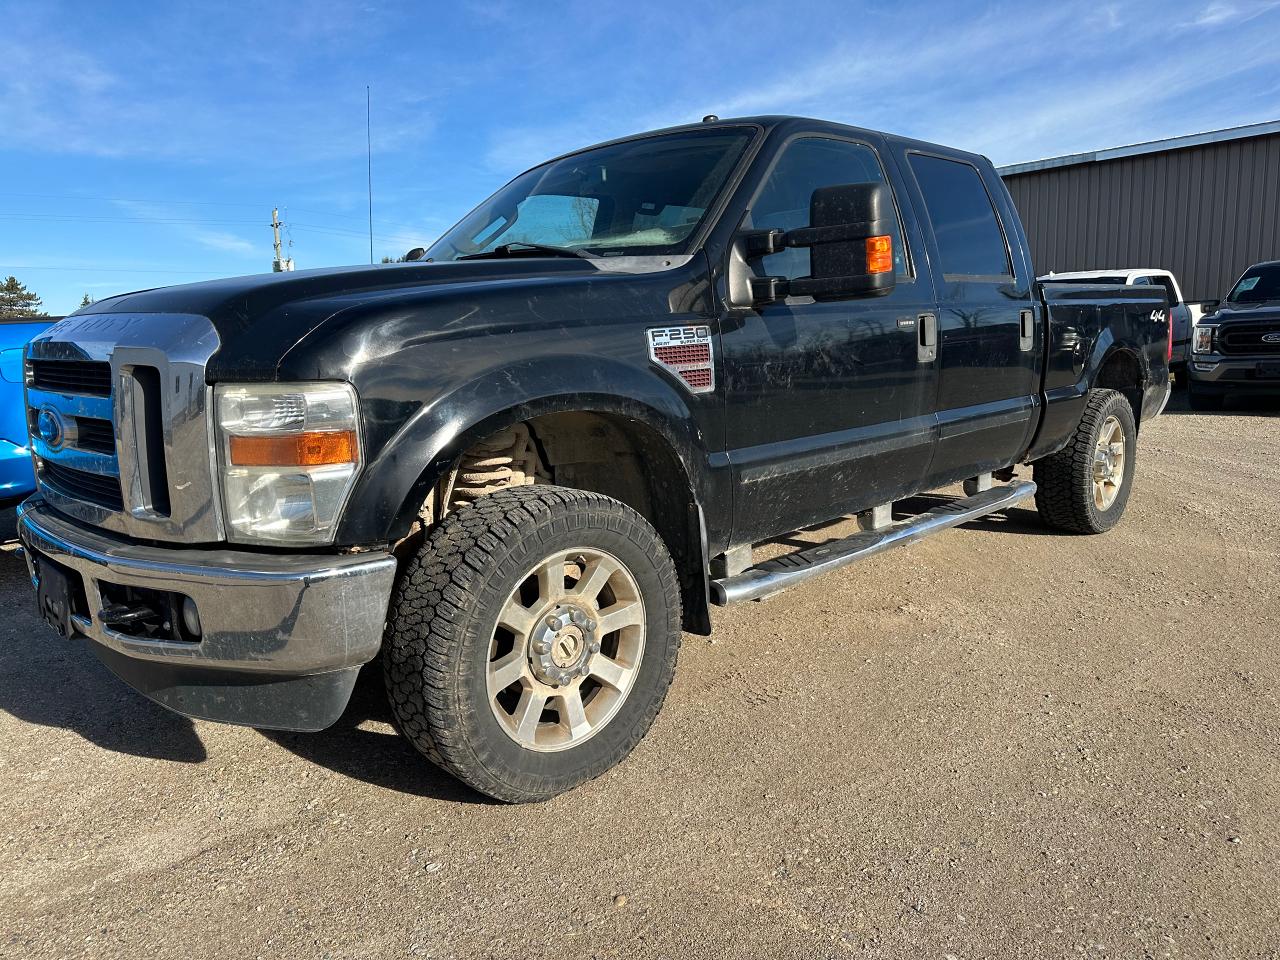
{"left": 30, "top": 440, "right": 118, "bottom": 476}
{"left": 25, "top": 313, "right": 225, "bottom": 542}
{"left": 711, "top": 481, "right": 1037, "bottom": 604}
{"left": 16, "top": 498, "right": 396, "bottom": 675}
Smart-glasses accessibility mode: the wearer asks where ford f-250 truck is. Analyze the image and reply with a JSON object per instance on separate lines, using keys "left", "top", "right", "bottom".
{"left": 17, "top": 116, "right": 1170, "bottom": 802}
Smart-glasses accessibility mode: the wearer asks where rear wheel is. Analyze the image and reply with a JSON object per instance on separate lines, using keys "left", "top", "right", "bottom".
{"left": 383, "top": 485, "right": 681, "bottom": 803}
{"left": 1033, "top": 388, "right": 1136, "bottom": 534}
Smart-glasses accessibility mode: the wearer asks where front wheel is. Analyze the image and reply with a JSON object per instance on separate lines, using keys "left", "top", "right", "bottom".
{"left": 1033, "top": 388, "right": 1137, "bottom": 534}
{"left": 383, "top": 485, "right": 682, "bottom": 803}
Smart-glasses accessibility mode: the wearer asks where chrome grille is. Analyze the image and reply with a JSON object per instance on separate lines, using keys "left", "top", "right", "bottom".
{"left": 28, "top": 358, "right": 113, "bottom": 396}
{"left": 39, "top": 460, "right": 125, "bottom": 511}
{"left": 24, "top": 313, "right": 224, "bottom": 543}
{"left": 71, "top": 416, "right": 116, "bottom": 455}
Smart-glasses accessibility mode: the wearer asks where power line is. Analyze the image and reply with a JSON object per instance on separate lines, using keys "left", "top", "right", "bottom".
{"left": 0, "top": 264, "right": 236, "bottom": 275}
{"left": 0, "top": 193, "right": 428, "bottom": 233}
{"left": 0, "top": 213, "right": 261, "bottom": 225}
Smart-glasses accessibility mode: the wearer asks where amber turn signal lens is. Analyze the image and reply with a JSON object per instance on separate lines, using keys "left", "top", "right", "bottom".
{"left": 229, "top": 430, "right": 358, "bottom": 467}
{"left": 866, "top": 235, "right": 893, "bottom": 275}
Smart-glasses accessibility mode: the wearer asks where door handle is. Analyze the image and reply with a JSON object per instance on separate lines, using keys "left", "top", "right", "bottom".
{"left": 917, "top": 312, "right": 937, "bottom": 362}
{"left": 1019, "top": 308, "right": 1035, "bottom": 352}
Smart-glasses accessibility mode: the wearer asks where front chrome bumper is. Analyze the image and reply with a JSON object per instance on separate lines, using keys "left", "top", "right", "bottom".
{"left": 16, "top": 498, "right": 397, "bottom": 731}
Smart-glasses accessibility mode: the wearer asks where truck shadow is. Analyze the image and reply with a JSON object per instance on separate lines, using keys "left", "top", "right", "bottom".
{"left": 1160, "top": 389, "right": 1280, "bottom": 416}
{"left": 2, "top": 509, "right": 487, "bottom": 800}
{"left": 896, "top": 495, "right": 1053, "bottom": 537}
{"left": 261, "top": 664, "right": 498, "bottom": 805}
{"left": 0, "top": 510, "right": 208, "bottom": 763}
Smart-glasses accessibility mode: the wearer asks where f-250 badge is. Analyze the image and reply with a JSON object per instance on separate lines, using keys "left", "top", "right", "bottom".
{"left": 648, "top": 325, "right": 715, "bottom": 394}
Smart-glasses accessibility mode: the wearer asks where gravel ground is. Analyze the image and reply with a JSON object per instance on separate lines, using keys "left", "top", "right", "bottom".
{"left": 2, "top": 392, "right": 1278, "bottom": 960}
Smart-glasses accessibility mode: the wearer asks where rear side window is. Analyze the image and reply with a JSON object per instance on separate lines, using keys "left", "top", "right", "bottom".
{"left": 908, "top": 154, "right": 1011, "bottom": 280}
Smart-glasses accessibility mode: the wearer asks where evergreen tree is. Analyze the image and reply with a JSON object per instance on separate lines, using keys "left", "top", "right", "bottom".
{"left": 80, "top": 292, "right": 93, "bottom": 308}
{"left": 0, "top": 276, "right": 46, "bottom": 318}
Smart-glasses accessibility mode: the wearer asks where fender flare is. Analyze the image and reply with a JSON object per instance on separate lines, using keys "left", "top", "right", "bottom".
{"left": 340, "top": 355, "right": 713, "bottom": 543}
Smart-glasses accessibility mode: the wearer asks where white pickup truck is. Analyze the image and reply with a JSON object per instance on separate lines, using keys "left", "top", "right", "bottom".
{"left": 1040, "top": 269, "right": 1194, "bottom": 383}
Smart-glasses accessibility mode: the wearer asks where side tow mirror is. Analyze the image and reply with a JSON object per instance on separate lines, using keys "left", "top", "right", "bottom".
{"left": 739, "top": 182, "right": 897, "bottom": 307}
{"left": 798, "top": 182, "right": 896, "bottom": 300}
{"left": 1199, "top": 299, "right": 1221, "bottom": 315}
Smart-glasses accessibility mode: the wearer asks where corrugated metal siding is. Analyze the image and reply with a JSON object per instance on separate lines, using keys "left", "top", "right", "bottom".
{"left": 1002, "top": 132, "right": 1280, "bottom": 302}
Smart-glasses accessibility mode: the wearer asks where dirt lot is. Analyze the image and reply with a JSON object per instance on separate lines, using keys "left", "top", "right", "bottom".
{"left": 2, "top": 392, "right": 1278, "bottom": 960}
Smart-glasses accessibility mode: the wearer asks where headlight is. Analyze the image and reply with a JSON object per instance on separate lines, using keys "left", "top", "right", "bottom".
{"left": 1192, "top": 325, "right": 1215, "bottom": 354}
{"left": 214, "top": 382, "right": 361, "bottom": 545}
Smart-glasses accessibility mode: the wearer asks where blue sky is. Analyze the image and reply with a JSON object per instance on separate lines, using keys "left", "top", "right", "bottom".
{"left": 2, "top": 0, "right": 1279, "bottom": 315}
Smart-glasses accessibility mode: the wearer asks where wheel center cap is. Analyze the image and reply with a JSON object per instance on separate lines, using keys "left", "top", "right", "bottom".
{"left": 528, "top": 605, "right": 599, "bottom": 686}
{"left": 552, "top": 628, "right": 584, "bottom": 667}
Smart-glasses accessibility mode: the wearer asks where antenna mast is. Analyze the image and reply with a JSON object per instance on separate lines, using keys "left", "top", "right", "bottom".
{"left": 271, "top": 207, "right": 294, "bottom": 272}
{"left": 367, "top": 85, "right": 374, "bottom": 264}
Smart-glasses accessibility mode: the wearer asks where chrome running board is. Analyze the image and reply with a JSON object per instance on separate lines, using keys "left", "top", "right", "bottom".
{"left": 710, "top": 481, "right": 1037, "bottom": 605}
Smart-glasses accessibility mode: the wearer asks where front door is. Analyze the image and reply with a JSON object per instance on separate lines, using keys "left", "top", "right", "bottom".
{"left": 719, "top": 134, "right": 939, "bottom": 544}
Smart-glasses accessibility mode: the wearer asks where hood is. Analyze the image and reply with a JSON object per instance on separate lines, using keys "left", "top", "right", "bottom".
{"left": 76, "top": 259, "right": 628, "bottom": 380}
{"left": 1206, "top": 300, "right": 1280, "bottom": 324}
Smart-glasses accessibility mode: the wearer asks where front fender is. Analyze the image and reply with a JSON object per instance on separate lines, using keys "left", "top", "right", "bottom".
{"left": 336, "top": 354, "right": 719, "bottom": 545}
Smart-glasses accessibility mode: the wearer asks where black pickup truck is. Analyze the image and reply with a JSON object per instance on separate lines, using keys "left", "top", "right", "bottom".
{"left": 17, "top": 116, "right": 1170, "bottom": 802}
{"left": 1188, "top": 259, "right": 1280, "bottom": 410}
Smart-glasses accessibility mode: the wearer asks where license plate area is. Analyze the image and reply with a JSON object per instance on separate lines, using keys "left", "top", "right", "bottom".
{"left": 34, "top": 555, "right": 89, "bottom": 639}
{"left": 1257, "top": 360, "right": 1280, "bottom": 379}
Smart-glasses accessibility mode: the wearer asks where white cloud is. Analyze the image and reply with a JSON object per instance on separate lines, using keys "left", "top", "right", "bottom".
{"left": 1177, "top": 0, "right": 1280, "bottom": 27}
{"left": 191, "top": 230, "right": 257, "bottom": 256}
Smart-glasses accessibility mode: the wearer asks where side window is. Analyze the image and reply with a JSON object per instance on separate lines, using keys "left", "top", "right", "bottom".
{"left": 908, "top": 154, "right": 1012, "bottom": 280}
{"left": 1153, "top": 276, "right": 1178, "bottom": 304}
{"left": 750, "top": 137, "right": 910, "bottom": 281}
{"left": 1131, "top": 276, "right": 1151, "bottom": 285}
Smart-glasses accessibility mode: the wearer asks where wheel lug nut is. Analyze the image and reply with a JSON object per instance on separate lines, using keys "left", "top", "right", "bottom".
{"left": 533, "top": 639, "right": 550, "bottom": 655}
{"left": 545, "top": 615, "right": 559, "bottom": 628}
{"left": 589, "top": 641, "right": 600, "bottom": 654}
{"left": 579, "top": 663, "right": 591, "bottom": 677}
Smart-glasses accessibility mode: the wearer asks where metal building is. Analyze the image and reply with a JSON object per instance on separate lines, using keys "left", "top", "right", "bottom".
{"left": 999, "top": 119, "right": 1280, "bottom": 302}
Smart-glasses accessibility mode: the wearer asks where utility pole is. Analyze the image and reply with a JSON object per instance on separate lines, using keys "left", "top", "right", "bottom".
{"left": 271, "top": 207, "right": 295, "bottom": 272}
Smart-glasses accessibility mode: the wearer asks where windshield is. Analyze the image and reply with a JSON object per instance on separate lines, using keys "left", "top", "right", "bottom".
{"left": 1226, "top": 263, "right": 1280, "bottom": 303}
{"left": 426, "top": 128, "right": 754, "bottom": 261}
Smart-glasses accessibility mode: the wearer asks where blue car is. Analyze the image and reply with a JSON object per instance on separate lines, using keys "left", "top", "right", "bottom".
{"left": 1, "top": 317, "right": 56, "bottom": 508}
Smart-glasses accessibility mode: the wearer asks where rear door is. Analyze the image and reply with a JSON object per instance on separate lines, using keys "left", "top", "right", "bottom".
{"left": 719, "top": 133, "right": 938, "bottom": 543}
{"left": 894, "top": 149, "right": 1039, "bottom": 484}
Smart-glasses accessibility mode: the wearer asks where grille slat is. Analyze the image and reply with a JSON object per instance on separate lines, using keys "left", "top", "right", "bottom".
{"left": 28, "top": 359, "right": 113, "bottom": 397}
{"left": 73, "top": 417, "right": 116, "bottom": 455}
{"left": 40, "top": 460, "right": 125, "bottom": 511}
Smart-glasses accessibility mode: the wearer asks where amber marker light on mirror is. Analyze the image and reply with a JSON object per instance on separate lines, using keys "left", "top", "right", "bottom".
{"left": 866, "top": 235, "right": 893, "bottom": 275}
{"left": 228, "top": 430, "right": 358, "bottom": 467}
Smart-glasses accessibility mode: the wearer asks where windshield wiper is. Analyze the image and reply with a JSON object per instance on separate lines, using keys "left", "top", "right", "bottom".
{"left": 458, "top": 242, "right": 592, "bottom": 261}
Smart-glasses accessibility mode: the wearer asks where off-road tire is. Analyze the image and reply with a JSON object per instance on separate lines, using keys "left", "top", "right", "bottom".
{"left": 1188, "top": 382, "right": 1224, "bottom": 412}
{"left": 383, "top": 485, "right": 681, "bottom": 803}
{"left": 1033, "top": 388, "right": 1136, "bottom": 534}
